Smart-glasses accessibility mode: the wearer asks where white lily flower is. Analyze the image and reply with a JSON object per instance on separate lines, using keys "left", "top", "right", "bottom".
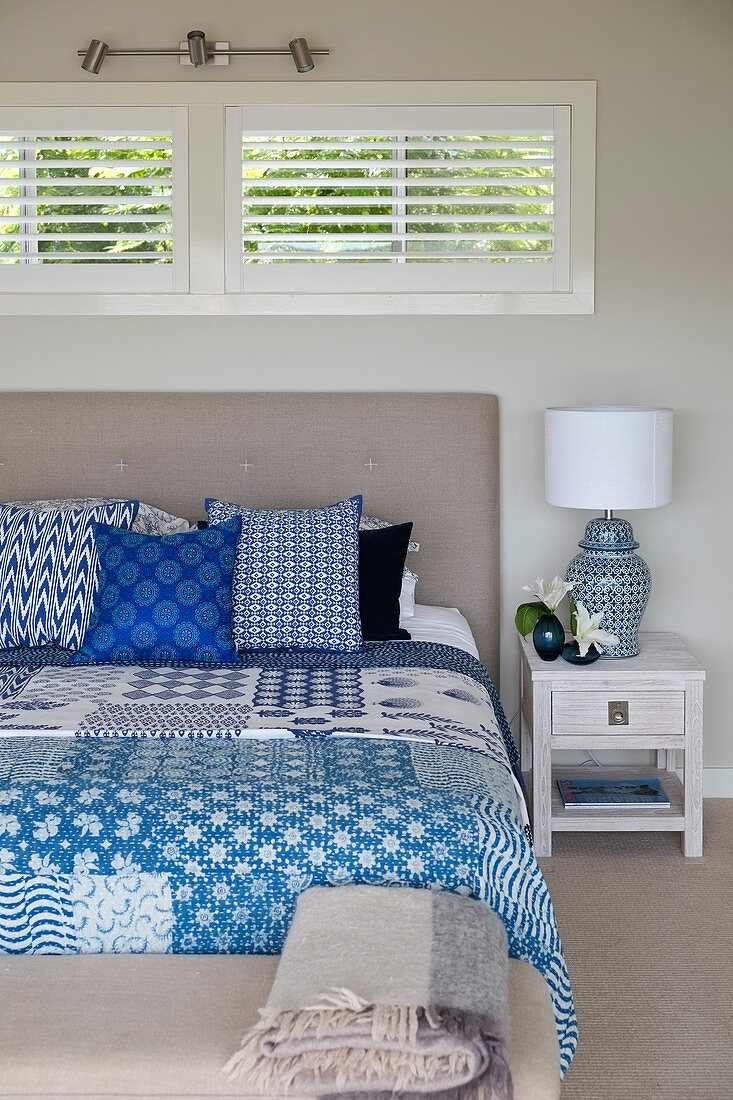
{"left": 522, "top": 575, "right": 575, "bottom": 613}
{"left": 572, "top": 601, "right": 620, "bottom": 657}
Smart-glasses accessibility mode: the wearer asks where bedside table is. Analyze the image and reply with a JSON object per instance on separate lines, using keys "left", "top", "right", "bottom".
{"left": 519, "top": 632, "right": 705, "bottom": 857}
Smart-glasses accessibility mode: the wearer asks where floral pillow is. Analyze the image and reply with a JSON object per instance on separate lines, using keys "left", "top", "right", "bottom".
{"left": 6, "top": 498, "right": 191, "bottom": 537}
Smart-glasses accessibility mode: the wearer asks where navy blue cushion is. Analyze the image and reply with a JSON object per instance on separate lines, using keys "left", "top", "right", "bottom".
{"left": 359, "top": 523, "right": 413, "bottom": 642}
{"left": 0, "top": 501, "right": 139, "bottom": 651}
{"left": 71, "top": 519, "right": 242, "bottom": 665}
{"left": 206, "top": 496, "right": 363, "bottom": 652}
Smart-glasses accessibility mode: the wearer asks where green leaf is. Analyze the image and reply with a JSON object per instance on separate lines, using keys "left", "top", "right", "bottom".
{"left": 569, "top": 600, "right": 577, "bottom": 637}
{"left": 515, "top": 602, "right": 545, "bottom": 638}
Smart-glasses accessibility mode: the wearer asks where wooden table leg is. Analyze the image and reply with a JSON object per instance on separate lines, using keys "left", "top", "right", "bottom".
{"left": 683, "top": 679, "right": 704, "bottom": 857}
{"left": 532, "top": 683, "right": 552, "bottom": 857}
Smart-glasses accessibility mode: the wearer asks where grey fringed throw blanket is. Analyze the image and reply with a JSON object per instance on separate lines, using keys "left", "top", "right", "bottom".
{"left": 223, "top": 885, "right": 512, "bottom": 1099}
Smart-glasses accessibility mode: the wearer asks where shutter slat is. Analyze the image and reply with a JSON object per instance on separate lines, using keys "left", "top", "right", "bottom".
{"left": 0, "top": 214, "right": 169, "bottom": 223}
{"left": 241, "top": 140, "right": 551, "bottom": 151}
{"left": 0, "top": 196, "right": 172, "bottom": 207}
{"left": 0, "top": 140, "right": 171, "bottom": 151}
{"left": 243, "top": 250, "right": 553, "bottom": 261}
{"left": 242, "top": 214, "right": 553, "bottom": 226}
{"left": 0, "top": 214, "right": 171, "bottom": 224}
{"left": 242, "top": 232, "right": 553, "bottom": 242}
{"left": 0, "top": 178, "right": 171, "bottom": 190}
{"left": 243, "top": 158, "right": 551, "bottom": 172}
{"left": 240, "top": 176, "right": 554, "bottom": 190}
{"left": 10, "top": 233, "right": 171, "bottom": 241}
{"left": 242, "top": 195, "right": 552, "bottom": 208}
{"left": 1, "top": 160, "right": 172, "bottom": 170}
{"left": 0, "top": 251, "right": 171, "bottom": 261}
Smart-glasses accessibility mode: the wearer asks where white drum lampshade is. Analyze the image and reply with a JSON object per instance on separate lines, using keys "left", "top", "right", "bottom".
{"left": 545, "top": 406, "right": 673, "bottom": 511}
{"left": 544, "top": 405, "right": 673, "bottom": 658}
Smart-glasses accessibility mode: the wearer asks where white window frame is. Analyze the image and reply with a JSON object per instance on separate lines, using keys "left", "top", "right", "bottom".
{"left": 0, "top": 81, "right": 595, "bottom": 315}
{"left": 225, "top": 104, "right": 569, "bottom": 297}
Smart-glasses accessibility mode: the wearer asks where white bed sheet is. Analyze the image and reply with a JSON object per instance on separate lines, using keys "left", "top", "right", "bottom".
{"left": 402, "top": 604, "right": 481, "bottom": 660}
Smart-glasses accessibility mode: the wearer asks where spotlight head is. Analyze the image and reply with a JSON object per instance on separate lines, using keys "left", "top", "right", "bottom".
{"left": 81, "top": 39, "right": 109, "bottom": 75}
{"left": 289, "top": 37, "right": 314, "bottom": 73}
{"left": 187, "top": 30, "right": 208, "bottom": 67}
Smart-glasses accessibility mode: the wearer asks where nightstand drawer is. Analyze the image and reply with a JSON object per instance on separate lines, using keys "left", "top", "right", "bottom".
{"left": 552, "top": 690, "right": 685, "bottom": 738}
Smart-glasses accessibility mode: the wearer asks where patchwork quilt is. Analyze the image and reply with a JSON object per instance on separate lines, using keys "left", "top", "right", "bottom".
{"left": 0, "top": 641, "right": 577, "bottom": 1073}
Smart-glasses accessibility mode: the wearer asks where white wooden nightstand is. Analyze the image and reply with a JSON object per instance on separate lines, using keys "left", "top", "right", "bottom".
{"left": 518, "top": 632, "right": 705, "bottom": 857}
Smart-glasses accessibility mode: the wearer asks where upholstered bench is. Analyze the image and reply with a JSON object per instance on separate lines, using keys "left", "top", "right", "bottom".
{"left": 0, "top": 955, "right": 560, "bottom": 1099}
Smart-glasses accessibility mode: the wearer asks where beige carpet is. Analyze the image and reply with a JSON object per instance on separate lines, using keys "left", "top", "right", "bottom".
{"left": 538, "top": 799, "right": 733, "bottom": 1100}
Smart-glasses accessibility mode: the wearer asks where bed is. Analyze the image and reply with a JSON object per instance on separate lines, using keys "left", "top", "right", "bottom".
{"left": 0, "top": 392, "right": 574, "bottom": 1099}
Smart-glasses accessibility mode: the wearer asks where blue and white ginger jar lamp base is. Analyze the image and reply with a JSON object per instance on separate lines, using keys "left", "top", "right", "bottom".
{"left": 565, "top": 517, "right": 650, "bottom": 658}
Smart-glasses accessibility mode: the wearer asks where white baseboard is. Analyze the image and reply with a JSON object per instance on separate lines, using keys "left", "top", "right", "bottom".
{"left": 704, "top": 768, "right": 733, "bottom": 797}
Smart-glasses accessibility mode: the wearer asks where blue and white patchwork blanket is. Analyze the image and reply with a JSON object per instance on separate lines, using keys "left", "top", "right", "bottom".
{"left": 0, "top": 642, "right": 577, "bottom": 1073}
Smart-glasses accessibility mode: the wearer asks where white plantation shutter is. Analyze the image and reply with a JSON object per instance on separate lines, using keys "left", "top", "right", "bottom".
{"left": 0, "top": 107, "right": 187, "bottom": 292}
{"left": 226, "top": 104, "right": 571, "bottom": 295}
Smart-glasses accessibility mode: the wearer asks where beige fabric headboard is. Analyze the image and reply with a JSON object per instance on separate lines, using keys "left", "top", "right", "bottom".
{"left": 0, "top": 392, "right": 500, "bottom": 683}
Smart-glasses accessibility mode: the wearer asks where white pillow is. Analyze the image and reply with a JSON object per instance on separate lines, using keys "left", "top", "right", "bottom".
{"left": 399, "top": 568, "right": 418, "bottom": 620}
{"left": 403, "top": 603, "right": 479, "bottom": 659}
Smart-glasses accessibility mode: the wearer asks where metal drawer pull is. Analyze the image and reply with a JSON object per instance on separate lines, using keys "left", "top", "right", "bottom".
{"left": 608, "top": 701, "right": 629, "bottom": 725}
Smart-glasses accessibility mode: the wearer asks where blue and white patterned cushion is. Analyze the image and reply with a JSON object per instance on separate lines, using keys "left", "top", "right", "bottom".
{"left": 71, "top": 519, "right": 242, "bottom": 665}
{"left": 206, "top": 496, "right": 363, "bottom": 652}
{"left": 0, "top": 502, "right": 139, "bottom": 652}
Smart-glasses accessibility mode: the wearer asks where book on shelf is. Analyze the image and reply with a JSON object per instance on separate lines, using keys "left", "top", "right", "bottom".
{"left": 556, "top": 776, "right": 671, "bottom": 809}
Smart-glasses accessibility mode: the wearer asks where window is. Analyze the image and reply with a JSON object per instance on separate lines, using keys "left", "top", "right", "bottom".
{"left": 0, "top": 107, "right": 187, "bottom": 292}
{"left": 0, "top": 83, "right": 594, "bottom": 313}
{"left": 226, "top": 106, "right": 569, "bottom": 297}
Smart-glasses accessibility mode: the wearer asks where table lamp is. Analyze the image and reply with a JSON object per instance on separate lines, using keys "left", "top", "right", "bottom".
{"left": 544, "top": 405, "right": 673, "bottom": 657}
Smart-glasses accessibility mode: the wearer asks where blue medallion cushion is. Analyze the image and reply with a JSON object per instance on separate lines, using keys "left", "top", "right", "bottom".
{"left": 0, "top": 500, "right": 139, "bottom": 651}
{"left": 71, "top": 518, "right": 242, "bottom": 665}
{"left": 205, "top": 495, "right": 363, "bottom": 652}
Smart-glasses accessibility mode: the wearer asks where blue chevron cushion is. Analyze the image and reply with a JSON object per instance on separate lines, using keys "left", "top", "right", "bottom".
{"left": 206, "top": 495, "right": 363, "bottom": 652}
{"left": 0, "top": 501, "right": 139, "bottom": 651}
{"left": 71, "top": 518, "right": 242, "bottom": 664}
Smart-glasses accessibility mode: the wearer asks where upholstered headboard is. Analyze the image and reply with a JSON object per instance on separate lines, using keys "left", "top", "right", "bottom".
{"left": 0, "top": 393, "right": 500, "bottom": 682}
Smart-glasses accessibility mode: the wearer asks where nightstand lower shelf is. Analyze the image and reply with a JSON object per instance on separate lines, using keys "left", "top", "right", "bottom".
{"left": 540, "top": 766, "right": 685, "bottom": 831}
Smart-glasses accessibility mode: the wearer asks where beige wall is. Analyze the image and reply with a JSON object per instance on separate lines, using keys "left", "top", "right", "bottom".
{"left": 1, "top": 1, "right": 732, "bottom": 783}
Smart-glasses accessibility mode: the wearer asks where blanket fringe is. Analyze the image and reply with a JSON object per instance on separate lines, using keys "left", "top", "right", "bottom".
{"left": 222, "top": 998, "right": 512, "bottom": 1099}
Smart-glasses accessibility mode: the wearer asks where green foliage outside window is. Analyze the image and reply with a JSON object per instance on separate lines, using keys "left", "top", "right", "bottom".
{"left": 241, "top": 134, "right": 554, "bottom": 263}
{"left": 0, "top": 135, "right": 172, "bottom": 263}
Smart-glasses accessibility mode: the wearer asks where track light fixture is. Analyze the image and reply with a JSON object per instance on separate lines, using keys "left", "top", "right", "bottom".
{"left": 186, "top": 30, "right": 208, "bottom": 68}
{"left": 81, "top": 39, "right": 109, "bottom": 75}
{"left": 78, "top": 30, "right": 329, "bottom": 74}
{"left": 288, "top": 38, "right": 314, "bottom": 73}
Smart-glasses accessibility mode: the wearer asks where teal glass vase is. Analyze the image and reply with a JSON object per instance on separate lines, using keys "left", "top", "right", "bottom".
{"left": 532, "top": 613, "right": 564, "bottom": 661}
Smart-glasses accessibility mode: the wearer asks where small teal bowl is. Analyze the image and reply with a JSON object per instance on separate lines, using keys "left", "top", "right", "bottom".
{"left": 562, "top": 641, "right": 600, "bottom": 665}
